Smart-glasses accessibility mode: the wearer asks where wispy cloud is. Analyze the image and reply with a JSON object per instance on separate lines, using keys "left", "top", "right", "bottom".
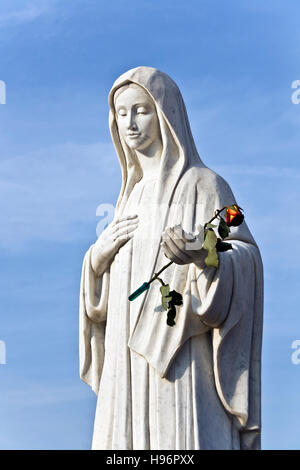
{"left": 0, "top": 3, "right": 50, "bottom": 27}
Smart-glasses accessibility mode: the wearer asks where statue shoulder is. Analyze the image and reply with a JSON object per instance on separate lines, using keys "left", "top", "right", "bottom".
{"left": 179, "top": 166, "right": 233, "bottom": 196}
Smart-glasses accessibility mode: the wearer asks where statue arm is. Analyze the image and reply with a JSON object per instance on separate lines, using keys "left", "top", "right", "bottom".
{"left": 79, "top": 245, "right": 110, "bottom": 394}
{"left": 82, "top": 244, "right": 110, "bottom": 323}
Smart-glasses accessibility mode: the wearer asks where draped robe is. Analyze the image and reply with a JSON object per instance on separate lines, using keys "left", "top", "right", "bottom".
{"left": 79, "top": 67, "right": 264, "bottom": 450}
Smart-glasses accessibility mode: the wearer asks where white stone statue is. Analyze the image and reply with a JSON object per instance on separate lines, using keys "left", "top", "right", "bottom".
{"left": 79, "top": 66, "right": 264, "bottom": 450}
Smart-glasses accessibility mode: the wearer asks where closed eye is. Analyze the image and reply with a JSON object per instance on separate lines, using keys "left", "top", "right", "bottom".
{"left": 136, "top": 107, "right": 147, "bottom": 114}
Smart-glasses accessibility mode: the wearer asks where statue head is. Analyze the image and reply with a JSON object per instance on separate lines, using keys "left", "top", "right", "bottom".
{"left": 108, "top": 67, "right": 205, "bottom": 216}
{"left": 114, "top": 82, "right": 162, "bottom": 153}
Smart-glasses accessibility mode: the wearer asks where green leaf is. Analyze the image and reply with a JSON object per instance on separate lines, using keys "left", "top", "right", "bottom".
{"left": 218, "top": 217, "right": 230, "bottom": 240}
{"left": 162, "top": 295, "right": 172, "bottom": 310}
{"left": 205, "top": 249, "right": 219, "bottom": 267}
{"left": 203, "top": 229, "right": 217, "bottom": 249}
{"left": 216, "top": 238, "right": 232, "bottom": 252}
{"left": 206, "top": 223, "right": 217, "bottom": 229}
{"left": 160, "top": 284, "right": 172, "bottom": 310}
{"left": 160, "top": 285, "right": 183, "bottom": 326}
{"left": 160, "top": 284, "right": 170, "bottom": 297}
{"left": 202, "top": 229, "right": 219, "bottom": 268}
{"left": 167, "top": 305, "right": 176, "bottom": 327}
{"left": 169, "top": 290, "right": 183, "bottom": 306}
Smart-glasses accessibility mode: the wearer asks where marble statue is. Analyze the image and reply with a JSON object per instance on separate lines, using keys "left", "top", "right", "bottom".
{"left": 79, "top": 66, "right": 264, "bottom": 450}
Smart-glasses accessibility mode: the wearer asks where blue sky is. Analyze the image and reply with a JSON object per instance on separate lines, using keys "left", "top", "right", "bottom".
{"left": 0, "top": 0, "right": 299, "bottom": 450}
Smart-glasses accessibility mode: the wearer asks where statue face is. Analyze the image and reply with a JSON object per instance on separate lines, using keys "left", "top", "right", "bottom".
{"left": 115, "top": 85, "right": 161, "bottom": 151}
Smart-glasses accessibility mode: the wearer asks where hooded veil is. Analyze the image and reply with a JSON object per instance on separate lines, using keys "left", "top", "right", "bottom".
{"left": 79, "top": 67, "right": 263, "bottom": 450}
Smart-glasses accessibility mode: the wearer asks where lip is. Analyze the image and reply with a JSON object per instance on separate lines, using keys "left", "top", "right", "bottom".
{"left": 127, "top": 133, "right": 141, "bottom": 139}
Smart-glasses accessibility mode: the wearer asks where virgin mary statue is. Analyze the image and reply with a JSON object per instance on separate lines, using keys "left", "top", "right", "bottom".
{"left": 79, "top": 66, "right": 264, "bottom": 450}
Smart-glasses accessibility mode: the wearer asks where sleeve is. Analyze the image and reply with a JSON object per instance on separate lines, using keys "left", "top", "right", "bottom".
{"left": 79, "top": 245, "right": 110, "bottom": 395}
{"left": 190, "top": 173, "right": 264, "bottom": 440}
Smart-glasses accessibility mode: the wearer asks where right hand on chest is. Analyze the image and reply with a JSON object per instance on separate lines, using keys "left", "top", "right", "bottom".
{"left": 91, "top": 214, "right": 139, "bottom": 276}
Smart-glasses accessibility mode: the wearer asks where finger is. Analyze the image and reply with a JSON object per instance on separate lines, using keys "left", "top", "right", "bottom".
{"left": 114, "top": 231, "right": 135, "bottom": 248}
{"left": 164, "top": 236, "right": 192, "bottom": 263}
{"left": 161, "top": 241, "right": 187, "bottom": 265}
{"left": 112, "top": 218, "right": 139, "bottom": 234}
{"left": 169, "top": 225, "right": 184, "bottom": 241}
{"left": 174, "top": 225, "right": 197, "bottom": 243}
{"left": 162, "top": 227, "right": 179, "bottom": 242}
{"left": 114, "top": 224, "right": 138, "bottom": 240}
{"left": 165, "top": 227, "right": 194, "bottom": 260}
{"left": 112, "top": 214, "right": 138, "bottom": 227}
{"left": 168, "top": 227, "right": 187, "bottom": 249}
{"left": 183, "top": 238, "right": 202, "bottom": 253}
{"left": 161, "top": 228, "right": 183, "bottom": 246}
{"left": 162, "top": 225, "right": 195, "bottom": 244}
{"left": 171, "top": 225, "right": 204, "bottom": 252}
{"left": 183, "top": 230, "right": 197, "bottom": 242}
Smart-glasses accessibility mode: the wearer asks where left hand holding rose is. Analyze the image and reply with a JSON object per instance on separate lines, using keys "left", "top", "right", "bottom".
{"left": 130, "top": 206, "right": 245, "bottom": 326}
{"left": 160, "top": 224, "right": 207, "bottom": 267}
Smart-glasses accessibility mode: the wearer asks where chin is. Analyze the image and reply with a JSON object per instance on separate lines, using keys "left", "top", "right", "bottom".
{"left": 125, "top": 137, "right": 150, "bottom": 151}
{"left": 126, "top": 142, "right": 141, "bottom": 150}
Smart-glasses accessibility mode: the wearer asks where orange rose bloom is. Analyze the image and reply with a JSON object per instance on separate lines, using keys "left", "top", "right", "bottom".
{"left": 225, "top": 204, "right": 244, "bottom": 227}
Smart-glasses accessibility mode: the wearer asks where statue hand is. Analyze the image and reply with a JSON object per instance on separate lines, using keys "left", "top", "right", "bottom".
{"left": 160, "top": 224, "right": 207, "bottom": 268}
{"left": 91, "top": 214, "right": 139, "bottom": 276}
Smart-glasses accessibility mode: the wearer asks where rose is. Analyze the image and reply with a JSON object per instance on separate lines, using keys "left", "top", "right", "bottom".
{"left": 128, "top": 204, "right": 246, "bottom": 326}
{"left": 225, "top": 204, "right": 244, "bottom": 227}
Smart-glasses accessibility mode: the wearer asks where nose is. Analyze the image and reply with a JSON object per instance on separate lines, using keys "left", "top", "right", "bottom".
{"left": 126, "top": 110, "right": 137, "bottom": 130}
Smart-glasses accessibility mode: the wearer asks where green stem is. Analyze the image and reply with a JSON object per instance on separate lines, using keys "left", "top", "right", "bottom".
{"left": 148, "top": 261, "right": 173, "bottom": 285}
{"left": 206, "top": 207, "right": 227, "bottom": 226}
